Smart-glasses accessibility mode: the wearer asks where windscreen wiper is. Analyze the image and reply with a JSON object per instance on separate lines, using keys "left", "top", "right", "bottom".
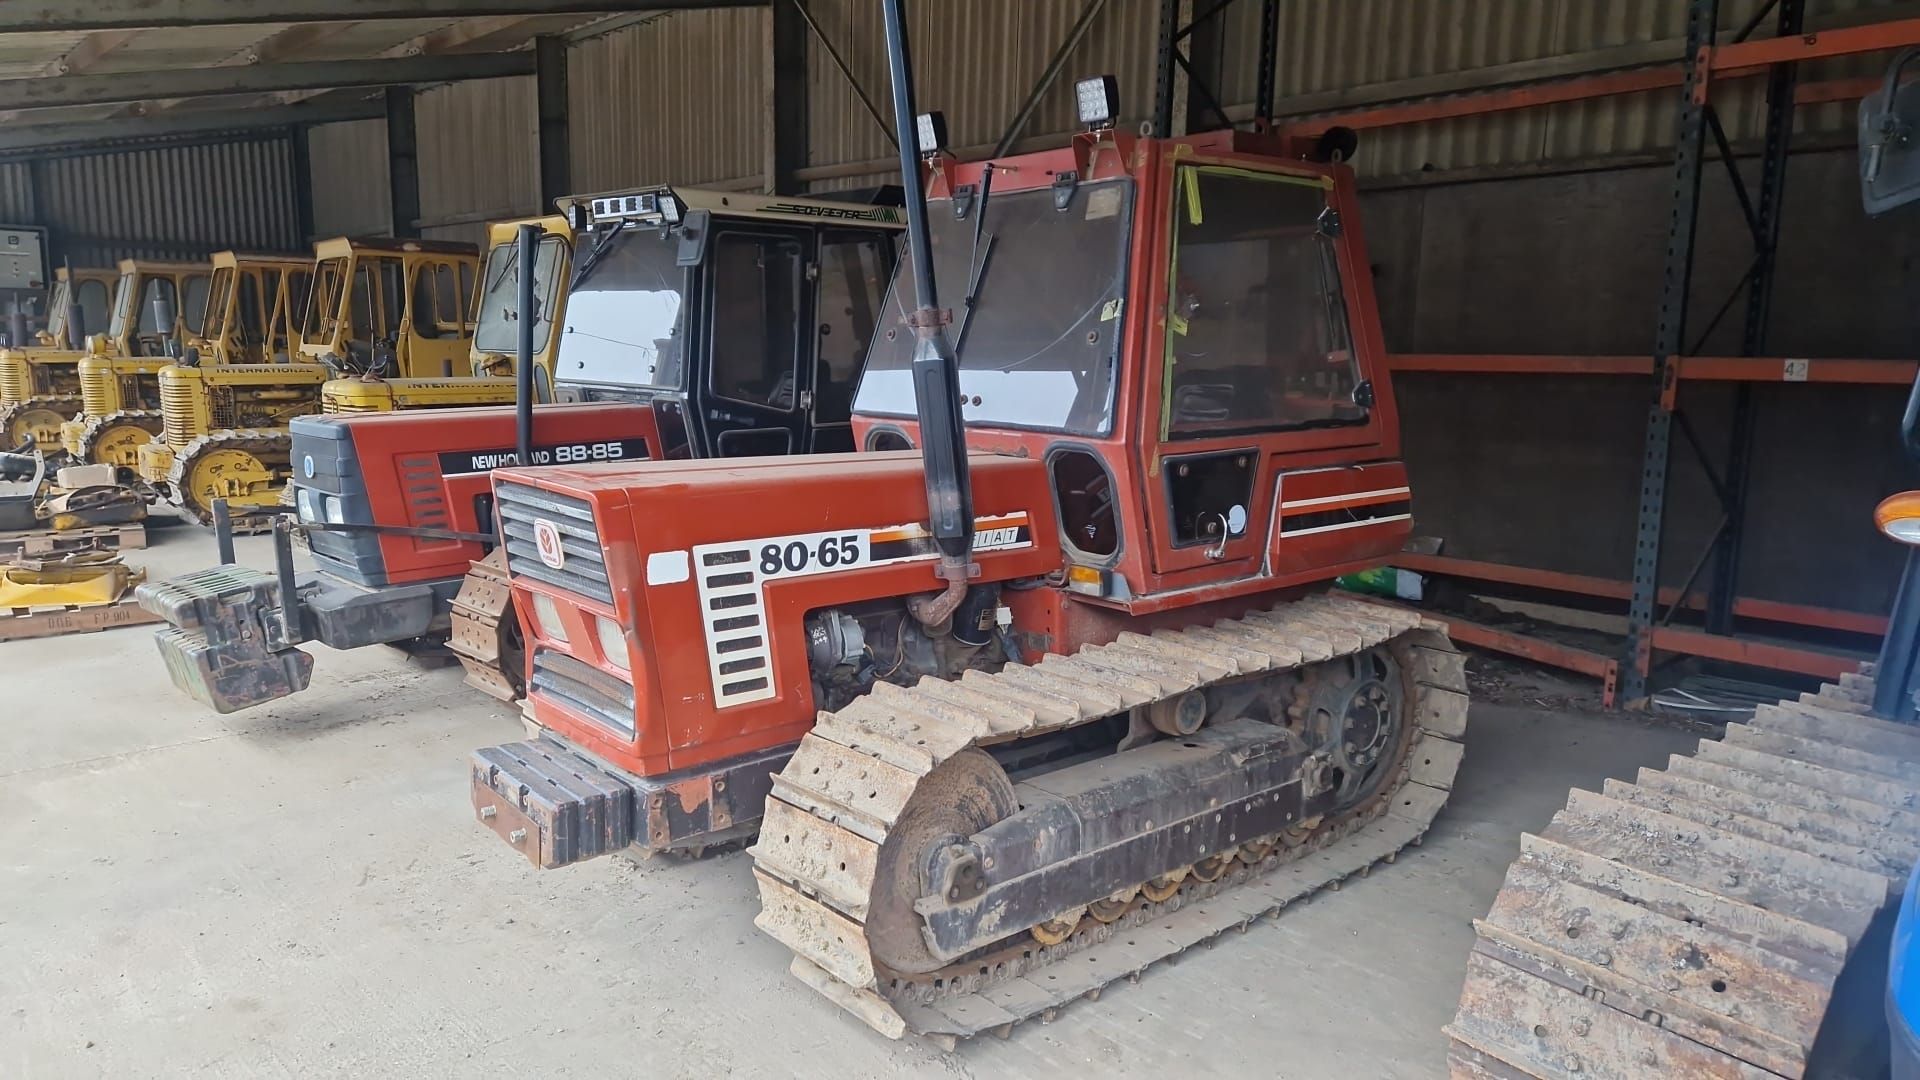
{"left": 952, "top": 165, "right": 996, "bottom": 359}
{"left": 570, "top": 226, "right": 627, "bottom": 290}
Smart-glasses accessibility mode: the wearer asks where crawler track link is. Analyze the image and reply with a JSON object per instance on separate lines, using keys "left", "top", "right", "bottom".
{"left": 445, "top": 548, "right": 522, "bottom": 702}
{"left": 750, "top": 591, "right": 1469, "bottom": 1045}
{"left": 1448, "top": 665, "right": 1920, "bottom": 1079}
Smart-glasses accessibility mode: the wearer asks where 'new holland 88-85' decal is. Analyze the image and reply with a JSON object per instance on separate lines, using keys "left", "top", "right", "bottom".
{"left": 688, "top": 513, "right": 1033, "bottom": 708}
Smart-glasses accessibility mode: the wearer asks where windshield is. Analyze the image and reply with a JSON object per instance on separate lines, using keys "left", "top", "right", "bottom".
{"left": 107, "top": 273, "right": 136, "bottom": 338}
{"left": 45, "top": 281, "right": 70, "bottom": 339}
{"left": 853, "top": 180, "right": 1131, "bottom": 436}
{"left": 473, "top": 235, "right": 568, "bottom": 356}
{"left": 202, "top": 267, "right": 235, "bottom": 341}
{"left": 557, "top": 227, "right": 685, "bottom": 387}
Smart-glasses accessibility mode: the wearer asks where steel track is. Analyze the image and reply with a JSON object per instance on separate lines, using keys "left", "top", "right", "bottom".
{"left": 750, "top": 592, "right": 1469, "bottom": 1045}
{"left": 1448, "top": 666, "right": 1920, "bottom": 1078}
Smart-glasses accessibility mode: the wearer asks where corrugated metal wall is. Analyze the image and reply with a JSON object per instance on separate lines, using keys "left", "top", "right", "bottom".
{"left": 801, "top": 0, "right": 1163, "bottom": 190}
{"left": 309, "top": 118, "right": 392, "bottom": 240}
{"left": 416, "top": 76, "right": 540, "bottom": 248}
{"left": 33, "top": 137, "right": 302, "bottom": 267}
{"left": 568, "top": 9, "right": 767, "bottom": 193}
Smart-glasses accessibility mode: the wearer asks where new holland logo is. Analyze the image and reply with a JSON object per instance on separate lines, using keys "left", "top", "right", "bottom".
{"left": 533, "top": 519, "right": 566, "bottom": 570}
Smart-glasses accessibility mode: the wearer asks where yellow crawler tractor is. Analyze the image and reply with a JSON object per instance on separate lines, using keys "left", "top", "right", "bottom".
{"left": 135, "top": 252, "right": 315, "bottom": 501}
{"left": 314, "top": 231, "right": 519, "bottom": 414}
{"left": 160, "top": 236, "right": 489, "bottom": 524}
{"left": 0, "top": 260, "right": 204, "bottom": 454}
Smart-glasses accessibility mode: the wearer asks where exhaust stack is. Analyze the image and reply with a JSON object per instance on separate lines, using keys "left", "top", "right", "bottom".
{"left": 880, "top": 0, "right": 974, "bottom": 626}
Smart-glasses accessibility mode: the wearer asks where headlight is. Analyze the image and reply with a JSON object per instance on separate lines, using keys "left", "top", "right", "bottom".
{"left": 596, "top": 615, "right": 630, "bottom": 672}
{"left": 295, "top": 487, "right": 316, "bottom": 522}
{"left": 323, "top": 494, "right": 344, "bottom": 524}
{"left": 1877, "top": 491, "right": 1920, "bottom": 545}
{"left": 530, "top": 592, "right": 570, "bottom": 643}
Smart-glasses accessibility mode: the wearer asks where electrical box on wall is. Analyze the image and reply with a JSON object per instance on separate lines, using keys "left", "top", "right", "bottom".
{"left": 0, "top": 226, "right": 48, "bottom": 291}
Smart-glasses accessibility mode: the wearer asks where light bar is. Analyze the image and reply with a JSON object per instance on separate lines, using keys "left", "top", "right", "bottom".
{"left": 586, "top": 190, "right": 684, "bottom": 227}
{"left": 1074, "top": 75, "right": 1118, "bottom": 129}
{"left": 914, "top": 111, "right": 947, "bottom": 157}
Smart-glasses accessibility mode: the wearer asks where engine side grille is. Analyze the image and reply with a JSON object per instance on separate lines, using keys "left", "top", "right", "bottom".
{"left": 0, "top": 357, "right": 25, "bottom": 403}
{"left": 399, "top": 454, "right": 448, "bottom": 529}
{"left": 160, "top": 372, "right": 198, "bottom": 449}
{"left": 531, "top": 649, "right": 635, "bottom": 738}
{"left": 79, "top": 363, "right": 114, "bottom": 415}
{"left": 495, "top": 481, "right": 612, "bottom": 603}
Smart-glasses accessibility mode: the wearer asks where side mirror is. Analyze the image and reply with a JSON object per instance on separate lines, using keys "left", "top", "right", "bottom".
{"left": 677, "top": 209, "right": 712, "bottom": 267}
{"left": 1352, "top": 379, "right": 1376, "bottom": 410}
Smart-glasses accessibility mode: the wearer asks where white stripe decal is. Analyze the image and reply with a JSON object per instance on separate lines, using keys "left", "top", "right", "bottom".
{"left": 1281, "top": 513, "right": 1412, "bottom": 538}
{"left": 1281, "top": 486, "right": 1410, "bottom": 510}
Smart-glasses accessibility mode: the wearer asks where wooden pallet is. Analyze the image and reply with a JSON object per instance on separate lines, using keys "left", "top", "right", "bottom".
{"left": 0, "top": 596, "right": 161, "bottom": 642}
{"left": 0, "top": 522, "right": 147, "bottom": 561}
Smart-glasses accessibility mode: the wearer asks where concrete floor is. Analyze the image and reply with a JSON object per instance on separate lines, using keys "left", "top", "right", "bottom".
{"left": 1, "top": 517, "right": 1706, "bottom": 1079}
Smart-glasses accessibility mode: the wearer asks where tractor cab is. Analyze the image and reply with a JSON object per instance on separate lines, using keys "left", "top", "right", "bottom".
{"left": 193, "top": 251, "right": 312, "bottom": 364}
{"left": 538, "top": 186, "right": 903, "bottom": 456}
{"left": 37, "top": 266, "right": 117, "bottom": 351}
{"left": 299, "top": 237, "right": 479, "bottom": 389}
{"left": 852, "top": 117, "right": 1403, "bottom": 608}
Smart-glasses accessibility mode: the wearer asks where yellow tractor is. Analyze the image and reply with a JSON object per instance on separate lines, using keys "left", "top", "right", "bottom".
{"left": 0, "top": 260, "right": 204, "bottom": 453}
{"left": 159, "top": 236, "right": 493, "bottom": 523}
{"left": 320, "top": 219, "right": 564, "bottom": 413}
{"left": 134, "top": 252, "right": 316, "bottom": 499}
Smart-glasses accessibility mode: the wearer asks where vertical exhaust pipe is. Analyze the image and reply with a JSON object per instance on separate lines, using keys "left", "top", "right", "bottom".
{"left": 7, "top": 299, "right": 24, "bottom": 351}
{"left": 514, "top": 222, "right": 538, "bottom": 470}
{"left": 881, "top": 0, "right": 975, "bottom": 627}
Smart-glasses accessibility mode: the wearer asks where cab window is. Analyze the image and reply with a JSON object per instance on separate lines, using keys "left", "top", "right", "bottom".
{"left": 74, "top": 280, "right": 111, "bottom": 337}
{"left": 1163, "top": 167, "right": 1365, "bottom": 440}
{"left": 813, "top": 233, "right": 887, "bottom": 424}
{"left": 181, "top": 274, "right": 211, "bottom": 336}
{"left": 710, "top": 233, "right": 802, "bottom": 410}
{"left": 238, "top": 271, "right": 266, "bottom": 343}
{"left": 136, "top": 277, "right": 179, "bottom": 335}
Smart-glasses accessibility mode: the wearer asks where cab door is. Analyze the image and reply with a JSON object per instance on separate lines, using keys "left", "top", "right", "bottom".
{"left": 1137, "top": 163, "right": 1392, "bottom": 587}
{"left": 694, "top": 225, "right": 809, "bottom": 458}
{"left": 804, "top": 229, "right": 891, "bottom": 454}
{"left": 403, "top": 257, "right": 473, "bottom": 377}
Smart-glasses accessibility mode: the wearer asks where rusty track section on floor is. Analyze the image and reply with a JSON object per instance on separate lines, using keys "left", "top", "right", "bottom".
{"left": 1448, "top": 668, "right": 1920, "bottom": 1078}
{"left": 750, "top": 593, "right": 1469, "bottom": 1045}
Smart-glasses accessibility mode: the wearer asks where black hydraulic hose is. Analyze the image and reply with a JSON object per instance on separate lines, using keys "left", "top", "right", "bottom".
{"left": 881, "top": 0, "right": 974, "bottom": 627}
{"left": 514, "top": 222, "right": 538, "bottom": 470}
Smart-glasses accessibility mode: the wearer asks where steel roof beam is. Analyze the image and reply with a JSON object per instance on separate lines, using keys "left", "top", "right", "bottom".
{"left": 0, "top": 99, "right": 383, "bottom": 155}
{"left": 0, "top": 53, "right": 535, "bottom": 111}
{"left": 0, "top": 1, "right": 765, "bottom": 34}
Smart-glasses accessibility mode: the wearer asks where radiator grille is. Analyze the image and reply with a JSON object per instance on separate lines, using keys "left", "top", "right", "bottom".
{"left": 530, "top": 649, "right": 635, "bottom": 738}
{"left": 160, "top": 372, "right": 198, "bottom": 449}
{"left": 79, "top": 363, "right": 113, "bottom": 416}
{"left": 0, "top": 356, "right": 27, "bottom": 403}
{"left": 495, "top": 481, "right": 612, "bottom": 603}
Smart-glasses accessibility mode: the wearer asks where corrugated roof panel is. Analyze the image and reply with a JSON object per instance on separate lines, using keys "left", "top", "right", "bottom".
{"left": 568, "top": 9, "right": 766, "bottom": 192}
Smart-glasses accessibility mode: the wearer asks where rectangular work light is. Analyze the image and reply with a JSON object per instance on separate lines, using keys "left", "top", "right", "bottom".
{"left": 914, "top": 111, "right": 947, "bottom": 157}
{"left": 1075, "top": 75, "right": 1119, "bottom": 129}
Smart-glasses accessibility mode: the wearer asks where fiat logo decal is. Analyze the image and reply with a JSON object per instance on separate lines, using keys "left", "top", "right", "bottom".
{"left": 533, "top": 519, "right": 565, "bottom": 570}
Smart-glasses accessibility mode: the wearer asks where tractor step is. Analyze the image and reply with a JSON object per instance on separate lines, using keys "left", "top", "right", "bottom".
{"left": 137, "top": 565, "right": 311, "bottom": 713}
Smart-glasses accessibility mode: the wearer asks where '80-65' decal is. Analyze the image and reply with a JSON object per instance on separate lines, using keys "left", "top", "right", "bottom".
{"left": 687, "top": 513, "right": 1033, "bottom": 708}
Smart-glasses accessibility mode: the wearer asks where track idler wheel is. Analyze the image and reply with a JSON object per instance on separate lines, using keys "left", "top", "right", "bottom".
{"left": 867, "top": 749, "right": 1017, "bottom": 975}
{"left": 1189, "top": 854, "right": 1231, "bottom": 883}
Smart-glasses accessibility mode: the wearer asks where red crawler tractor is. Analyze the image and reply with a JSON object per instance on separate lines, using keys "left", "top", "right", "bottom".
{"left": 471, "top": 0, "right": 1467, "bottom": 1043}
